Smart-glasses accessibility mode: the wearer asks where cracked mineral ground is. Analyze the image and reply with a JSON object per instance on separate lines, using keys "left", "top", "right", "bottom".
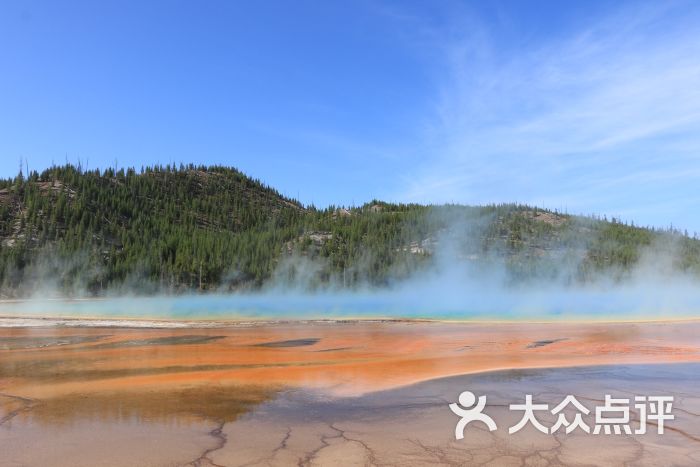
{"left": 1, "top": 320, "right": 700, "bottom": 466}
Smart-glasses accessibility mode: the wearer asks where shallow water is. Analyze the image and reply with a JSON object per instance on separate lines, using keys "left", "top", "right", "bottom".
{"left": 211, "top": 364, "right": 700, "bottom": 466}
{"left": 1, "top": 321, "right": 700, "bottom": 466}
{"left": 3, "top": 363, "right": 699, "bottom": 466}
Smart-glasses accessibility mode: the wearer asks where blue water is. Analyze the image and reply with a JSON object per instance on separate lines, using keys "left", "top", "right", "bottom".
{"left": 2, "top": 283, "right": 700, "bottom": 321}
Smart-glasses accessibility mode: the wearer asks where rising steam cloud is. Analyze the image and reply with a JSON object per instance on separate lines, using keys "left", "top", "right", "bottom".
{"left": 2, "top": 206, "right": 700, "bottom": 322}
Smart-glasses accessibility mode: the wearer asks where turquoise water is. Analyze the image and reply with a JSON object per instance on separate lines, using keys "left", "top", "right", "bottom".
{"left": 1, "top": 284, "right": 700, "bottom": 321}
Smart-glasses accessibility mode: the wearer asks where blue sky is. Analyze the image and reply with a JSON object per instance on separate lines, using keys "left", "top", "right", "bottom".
{"left": 2, "top": 0, "right": 700, "bottom": 232}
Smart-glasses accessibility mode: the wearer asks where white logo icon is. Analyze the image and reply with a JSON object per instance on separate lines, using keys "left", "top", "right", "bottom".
{"left": 449, "top": 390, "right": 497, "bottom": 439}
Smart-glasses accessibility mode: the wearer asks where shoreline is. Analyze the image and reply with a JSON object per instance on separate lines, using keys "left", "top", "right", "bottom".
{"left": 2, "top": 313, "right": 700, "bottom": 328}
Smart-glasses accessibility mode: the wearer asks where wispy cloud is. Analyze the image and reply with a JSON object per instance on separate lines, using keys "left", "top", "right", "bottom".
{"left": 397, "top": 1, "right": 700, "bottom": 229}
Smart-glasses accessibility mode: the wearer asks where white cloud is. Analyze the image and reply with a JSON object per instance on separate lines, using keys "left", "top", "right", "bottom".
{"left": 397, "top": 1, "right": 700, "bottom": 229}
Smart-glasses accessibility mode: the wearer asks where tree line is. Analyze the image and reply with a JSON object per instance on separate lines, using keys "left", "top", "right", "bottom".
{"left": 0, "top": 163, "right": 697, "bottom": 297}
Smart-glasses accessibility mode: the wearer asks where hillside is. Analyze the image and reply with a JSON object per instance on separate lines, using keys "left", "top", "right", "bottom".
{"left": 0, "top": 164, "right": 698, "bottom": 297}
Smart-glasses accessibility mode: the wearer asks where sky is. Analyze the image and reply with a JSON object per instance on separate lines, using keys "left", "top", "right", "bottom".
{"left": 2, "top": 0, "right": 700, "bottom": 232}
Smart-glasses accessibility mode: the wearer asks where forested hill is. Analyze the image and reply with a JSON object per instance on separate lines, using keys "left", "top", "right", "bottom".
{"left": 0, "top": 163, "right": 698, "bottom": 297}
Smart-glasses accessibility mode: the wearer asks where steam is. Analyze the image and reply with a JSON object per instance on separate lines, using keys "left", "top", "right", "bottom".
{"left": 2, "top": 206, "right": 700, "bottom": 322}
